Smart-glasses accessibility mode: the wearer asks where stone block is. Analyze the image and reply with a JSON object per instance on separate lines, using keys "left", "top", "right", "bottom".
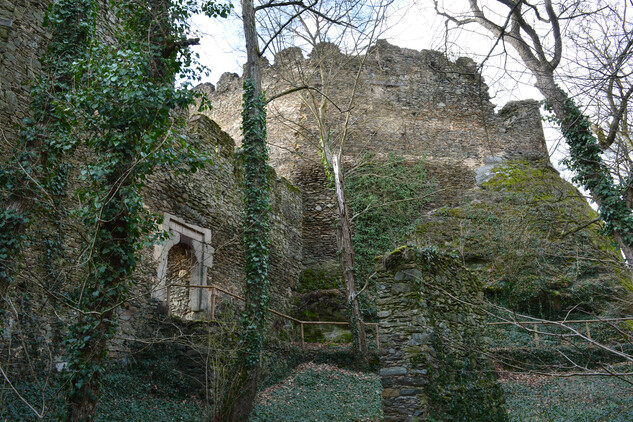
{"left": 380, "top": 366, "right": 408, "bottom": 377}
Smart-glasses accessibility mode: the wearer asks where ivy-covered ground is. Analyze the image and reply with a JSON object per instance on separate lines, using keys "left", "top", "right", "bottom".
{"left": 250, "top": 363, "right": 383, "bottom": 422}
{"left": 3, "top": 359, "right": 633, "bottom": 421}
{"left": 501, "top": 372, "right": 633, "bottom": 421}
{"left": 0, "top": 355, "right": 208, "bottom": 421}
{"left": 250, "top": 364, "right": 633, "bottom": 422}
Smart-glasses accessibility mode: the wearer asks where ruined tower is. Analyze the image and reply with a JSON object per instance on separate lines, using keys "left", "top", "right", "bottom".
{"left": 200, "top": 40, "right": 549, "bottom": 276}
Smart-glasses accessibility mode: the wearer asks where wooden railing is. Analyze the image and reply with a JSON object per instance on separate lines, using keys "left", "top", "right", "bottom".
{"left": 488, "top": 318, "right": 633, "bottom": 347}
{"left": 175, "top": 284, "right": 633, "bottom": 349}
{"left": 174, "top": 283, "right": 380, "bottom": 350}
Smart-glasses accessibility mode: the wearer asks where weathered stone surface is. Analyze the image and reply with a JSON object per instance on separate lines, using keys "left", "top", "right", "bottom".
{"left": 0, "top": 0, "right": 51, "bottom": 156}
{"left": 143, "top": 114, "right": 303, "bottom": 318}
{"left": 380, "top": 366, "right": 408, "bottom": 376}
{"left": 200, "top": 40, "right": 548, "bottom": 271}
{"left": 413, "top": 161, "right": 632, "bottom": 315}
{"left": 377, "top": 246, "right": 508, "bottom": 422}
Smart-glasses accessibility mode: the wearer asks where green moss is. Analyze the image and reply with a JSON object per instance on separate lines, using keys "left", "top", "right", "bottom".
{"left": 381, "top": 245, "right": 508, "bottom": 421}
{"left": 281, "top": 177, "right": 301, "bottom": 194}
{"left": 297, "top": 267, "right": 342, "bottom": 293}
{"left": 412, "top": 161, "right": 632, "bottom": 317}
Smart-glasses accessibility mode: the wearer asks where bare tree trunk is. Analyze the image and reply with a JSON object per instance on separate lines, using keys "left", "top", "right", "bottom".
{"left": 242, "top": 0, "right": 261, "bottom": 93}
{"left": 332, "top": 154, "right": 368, "bottom": 358}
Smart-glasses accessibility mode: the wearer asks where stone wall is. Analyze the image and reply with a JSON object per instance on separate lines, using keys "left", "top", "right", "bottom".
{"left": 143, "top": 114, "right": 303, "bottom": 315}
{"left": 0, "top": 0, "right": 116, "bottom": 155}
{"left": 200, "top": 40, "right": 549, "bottom": 270}
{"left": 0, "top": 0, "right": 51, "bottom": 154}
{"left": 376, "top": 245, "right": 508, "bottom": 422}
{"left": 0, "top": 0, "right": 303, "bottom": 360}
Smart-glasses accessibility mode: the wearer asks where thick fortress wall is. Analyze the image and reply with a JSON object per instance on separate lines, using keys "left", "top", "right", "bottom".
{"left": 200, "top": 40, "right": 548, "bottom": 267}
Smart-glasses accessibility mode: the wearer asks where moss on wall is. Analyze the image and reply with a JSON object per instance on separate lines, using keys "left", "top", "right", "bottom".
{"left": 412, "top": 161, "right": 632, "bottom": 317}
{"left": 377, "top": 245, "right": 508, "bottom": 421}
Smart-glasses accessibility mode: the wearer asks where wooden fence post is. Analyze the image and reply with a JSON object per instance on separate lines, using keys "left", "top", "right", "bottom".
{"left": 210, "top": 287, "right": 217, "bottom": 320}
{"left": 374, "top": 325, "right": 379, "bottom": 351}
{"left": 533, "top": 323, "right": 539, "bottom": 347}
{"left": 300, "top": 323, "right": 305, "bottom": 349}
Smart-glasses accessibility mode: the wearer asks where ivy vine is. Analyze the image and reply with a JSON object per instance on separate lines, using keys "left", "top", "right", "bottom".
{"left": 241, "top": 78, "right": 271, "bottom": 370}
{"left": 546, "top": 88, "right": 633, "bottom": 246}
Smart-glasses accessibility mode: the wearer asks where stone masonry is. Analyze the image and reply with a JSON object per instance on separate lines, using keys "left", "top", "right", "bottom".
{"left": 0, "top": 0, "right": 51, "bottom": 154}
{"left": 0, "top": 0, "right": 303, "bottom": 354}
{"left": 201, "top": 40, "right": 549, "bottom": 273}
{"left": 143, "top": 115, "right": 303, "bottom": 316}
{"left": 377, "top": 245, "right": 508, "bottom": 421}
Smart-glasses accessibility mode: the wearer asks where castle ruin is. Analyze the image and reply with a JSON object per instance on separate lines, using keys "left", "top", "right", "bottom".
{"left": 1, "top": 2, "right": 631, "bottom": 420}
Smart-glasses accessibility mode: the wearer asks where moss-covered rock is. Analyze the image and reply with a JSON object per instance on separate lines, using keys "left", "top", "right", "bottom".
{"left": 411, "top": 161, "right": 632, "bottom": 317}
{"left": 292, "top": 263, "right": 351, "bottom": 343}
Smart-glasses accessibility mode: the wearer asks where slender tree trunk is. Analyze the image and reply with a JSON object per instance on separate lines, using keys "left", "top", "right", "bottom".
{"left": 242, "top": 0, "right": 261, "bottom": 93}
{"left": 217, "top": 0, "right": 271, "bottom": 419}
{"left": 332, "top": 154, "right": 367, "bottom": 357}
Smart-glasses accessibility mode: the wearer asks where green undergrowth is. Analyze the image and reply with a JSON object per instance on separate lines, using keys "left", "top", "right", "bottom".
{"left": 260, "top": 342, "right": 379, "bottom": 390}
{"left": 502, "top": 372, "right": 633, "bottom": 421}
{"left": 0, "top": 354, "right": 206, "bottom": 421}
{"left": 250, "top": 363, "right": 382, "bottom": 422}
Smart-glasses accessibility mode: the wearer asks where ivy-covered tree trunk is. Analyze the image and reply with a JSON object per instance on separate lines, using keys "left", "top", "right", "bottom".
{"left": 66, "top": 169, "right": 140, "bottom": 420}
{"left": 544, "top": 88, "right": 633, "bottom": 273}
{"left": 218, "top": 0, "right": 271, "bottom": 420}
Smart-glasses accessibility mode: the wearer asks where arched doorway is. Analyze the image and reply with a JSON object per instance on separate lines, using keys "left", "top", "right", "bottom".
{"left": 154, "top": 213, "right": 214, "bottom": 317}
{"left": 165, "top": 241, "right": 198, "bottom": 317}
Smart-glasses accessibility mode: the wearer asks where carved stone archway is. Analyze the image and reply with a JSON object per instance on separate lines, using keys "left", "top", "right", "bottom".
{"left": 153, "top": 213, "right": 214, "bottom": 313}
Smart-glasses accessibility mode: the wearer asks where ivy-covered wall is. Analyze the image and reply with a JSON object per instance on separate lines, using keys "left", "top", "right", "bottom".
{"left": 0, "top": 0, "right": 51, "bottom": 153}
{"left": 377, "top": 245, "right": 508, "bottom": 422}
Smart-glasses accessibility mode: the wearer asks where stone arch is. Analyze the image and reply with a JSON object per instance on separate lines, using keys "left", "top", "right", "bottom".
{"left": 153, "top": 213, "right": 214, "bottom": 314}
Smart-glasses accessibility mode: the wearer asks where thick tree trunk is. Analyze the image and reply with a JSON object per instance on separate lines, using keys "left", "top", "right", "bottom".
{"left": 332, "top": 155, "right": 368, "bottom": 358}
{"left": 534, "top": 72, "right": 633, "bottom": 277}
